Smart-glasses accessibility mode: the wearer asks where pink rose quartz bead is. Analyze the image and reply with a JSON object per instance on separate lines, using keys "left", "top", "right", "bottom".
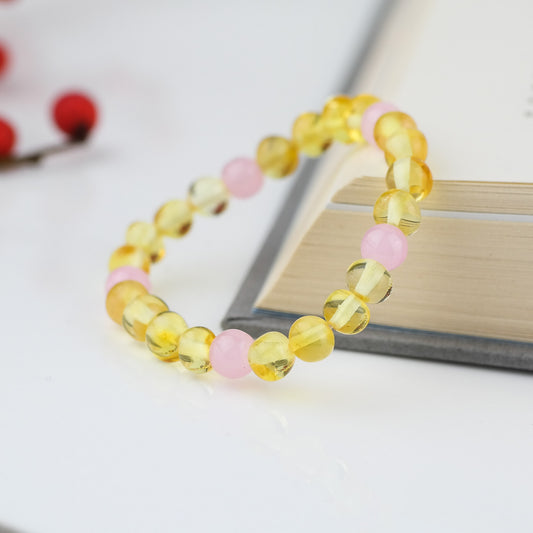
{"left": 209, "top": 329, "right": 253, "bottom": 379}
{"left": 105, "top": 266, "right": 152, "bottom": 293}
{"left": 361, "top": 102, "right": 398, "bottom": 146}
{"left": 221, "top": 157, "right": 264, "bottom": 199}
{"left": 361, "top": 224, "right": 408, "bottom": 271}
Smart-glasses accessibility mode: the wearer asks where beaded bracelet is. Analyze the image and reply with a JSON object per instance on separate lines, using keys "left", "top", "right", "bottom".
{"left": 105, "top": 94, "right": 432, "bottom": 382}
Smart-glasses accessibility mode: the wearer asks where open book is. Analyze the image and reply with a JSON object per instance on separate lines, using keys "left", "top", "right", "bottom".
{"left": 223, "top": 0, "right": 533, "bottom": 370}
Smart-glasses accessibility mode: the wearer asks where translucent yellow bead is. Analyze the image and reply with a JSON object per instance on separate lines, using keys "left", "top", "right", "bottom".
{"left": 108, "top": 244, "right": 150, "bottom": 273}
{"left": 373, "top": 189, "right": 421, "bottom": 236}
{"left": 122, "top": 294, "right": 169, "bottom": 341}
{"left": 323, "top": 289, "right": 370, "bottom": 335}
{"left": 291, "top": 112, "right": 332, "bottom": 157}
{"left": 374, "top": 111, "right": 417, "bottom": 150}
{"left": 321, "top": 95, "right": 355, "bottom": 144}
{"left": 256, "top": 136, "right": 299, "bottom": 178}
{"left": 288, "top": 315, "right": 334, "bottom": 363}
{"left": 345, "top": 93, "right": 380, "bottom": 143}
{"left": 385, "top": 157, "right": 433, "bottom": 201}
{"left": 188, "top": 177, "right": 229, "bottom": 216}
{"left": 384, "top": 128, "right": 428, "bottom": 165}
{"left": 178, "top": 326, "right": 214, "bottom": 374}
{"left": 346, "top": 259, "right": 392, "bottom": 304}
{"left": 105, "top": 280, "right": 148, "bottom": 325}
{"left": 154, "top": 200, "right": 193, "bottom": 238}
{"left": 126, "top": 222, "right": 165, "bottom": 263}
{"left": 145, "top": 311, "right": 188, "bottom": 362}
{"left": 248, "top": 331, "right": 295, "bottom": 381}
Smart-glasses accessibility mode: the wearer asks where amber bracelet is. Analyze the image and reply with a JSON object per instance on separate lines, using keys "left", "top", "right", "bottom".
{"left": 105, "top": 94, "right": 432, "bottom": 382}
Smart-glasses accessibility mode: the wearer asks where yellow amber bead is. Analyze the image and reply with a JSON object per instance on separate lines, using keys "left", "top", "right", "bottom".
{"left": 154, "top": 200, "right": 193, "bottom": 238}
{"left": 288, "top": 315, "right": 334, "bottom": 363}
{"left": 323, "top": 289, "right": 370, "bottom": 335}
{"left": 122, "top": 294, "right": 169, "bottom": 341}
{"left": 105, "top": 280, "right": 148, "bottom": 325}
{"left": 345, "top": 93, "right": 380, "bottom": 143}
{"left": 374, "top": 111, "right": 417, "bottom": 150}
{"left": 108, "top": 244, "right": 150, "bottom": 273}
{"left": 188, "top": 177, "right": 229, "bottom": 216}
{"left": 145, "top": 311, "right": 188, "bottom": 362}
{"left": 248, "top": 331, "right": 295, "bottom": 381}
{"left": 373, "top": 189, "right": 421, "bottom": 236}
{"left": 385, "top": 157, "right": 433, "bottom": 201}
{"left": 126, "top": 221, "right": 165, "bottom": 263}
{"left": 178, "top": 327, "right": 214, "bottom": 374}
{"left": 346, "top": 259, "right": 392, "bottom": 304}
{"left": 291, "top": 112, "right": 332, "bottom": 157}
{"left": 256, "top": 136, "right": 299, "bottom": 178}
{"left": 384, "top": 128, "right": 428, "bottom": 165}
{"left": 322, "top": 95, "right": 355, "bottom": 144}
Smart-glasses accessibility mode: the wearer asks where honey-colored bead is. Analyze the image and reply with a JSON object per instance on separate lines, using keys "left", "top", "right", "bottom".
{"left": 108, "top": 244, "right": 150, "bottom": 273}
{"left": 145, "top": 311, "right": 188, "bottom": 362}
{"left": 384, "top": 128, "right": 428, "bottom": 165}
{"left": 322, "top": 95, "right": 355, "bottom": 144}
{"left": 288, "top": 315, "right": 334, "bottom": 363}
{"left": 105, "top": 280, "right": 148, "bottom": 325}
{"left": 373, "top": 189, "right": 421, "bottom": 236}
{"left": 345, "top": 93, "right": 380, "bottom": 143}
{"left": 188, "top": 177, "right": 229, "bottom": 216}
{"left": 178, "top": 326, "right": 215, "bottom": 374}
{"left": 291, "top": 112, "right": 332, "bottom": 157}
{"left": 122, "top": 294, "right": 169, "bottom": 341}
{"left": 323, "top": 289, "right": 370, "bottom": 335}
{"left": 154, "top": 200, "right": 193, "bottom": 238}
{"left": 256, "top": 136, "right": 299, "bottom": 178}
{"left": 346, "top": 259, "right": 392, "bottom": 304}
{"left": 248, "top": 331, "right": 295, "bottom": 381}
{"left": 385, "top": 157, "right": 433, "bottom": 201}
{"left": 374, "top": 111, "right": 417, "bottom": 150}
{"left": 126, "top": 222, "right": 165, "bottom": 263}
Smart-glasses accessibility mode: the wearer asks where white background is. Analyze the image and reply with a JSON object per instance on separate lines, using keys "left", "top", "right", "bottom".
{"left": 1, "top": 1, "right": 532, "bottom": 532}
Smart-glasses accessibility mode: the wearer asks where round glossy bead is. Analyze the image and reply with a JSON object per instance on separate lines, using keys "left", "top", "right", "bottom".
{"left": 361, "top": 102, "right": 397, "bottom": 145}
{"left": 209, "top": 329, "right": 253, "bottom": 379}
{"left": 291, "top": 112, "right": 332, "bottom": 157}
{"left": 126, "top": 222, "right": 165, "bottom": 263}
{"left": 346, "top": 259, "right": 392, "bottom": 304}
{"left": 345, "top": 94, "right": 380, "bottom": 143}
{"left": 188, "top": 177, "right": 229, "bottom": 216}
{"left": 248, "top": 331, "right": 295, "bottom": 381}
{"left": 178, "top": 327, "right": 215, "bottom": 374}
{"left": 256, "top": 136, "right": 299, "bottom": 178}
{"left": 0, "top": 117, "right": 16, "bottom": 157}
{"left": 109, "top": 244, "right": 150, "bottom": 273}
{"left": 374, "top": 111, "right": 417, "bottom": 150}
{"left": 105, "top": 266, "right": 151, "bottom": 293}
{"left": 122, "top": 294, "right": 168, "bottom": 341}
{"left": 384, "top": 128, "right": 428, "bottom": 165}
{"left": 373, "top": 189, "right": 421, "bottom": 236}
{"left": 105, "top": 280, "right": 148, "bottom": 325}
{"left": 52, "top": 92, "right": 98, "bottom": 141}
{"left": 361, "top": 224, "right": 408, "bottom": 271}
{"left": 288, "top": 315, "right": 334, "bottom": 363}
{"left": 321, "top": 95, "right": 355, "bottom": 144}
{"left": 154, "top": 199, "right": 193, "bottom": 238}
{"left": 145, "top": 311, "right": 188, "bottom": 362}
{"left": 386, "top": 156, "right": 433, "bottom": 201}
{"left": 222, "top": 157, "right": 264, "bottom": 199}
{"left": 323, "top": 289, "right": 370, "bottom": 335}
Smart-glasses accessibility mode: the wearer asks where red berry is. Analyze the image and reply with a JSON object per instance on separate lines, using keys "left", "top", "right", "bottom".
{"left": 0, "top": 42, "right": 9, "bottom": 78}
{"left": 52, "top": 92, "right": 98, "bottom": 141}
{"left": 0, "top": 117, "right": 16, "bottom": 157}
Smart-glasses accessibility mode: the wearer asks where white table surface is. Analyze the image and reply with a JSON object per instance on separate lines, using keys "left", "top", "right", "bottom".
{"left": 1, "top": 1, "right": 532, "bottom": 532}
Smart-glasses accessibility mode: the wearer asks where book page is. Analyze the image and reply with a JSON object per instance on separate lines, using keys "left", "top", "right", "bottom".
{"left": 257, "top": 0, "right": 533, "bottom": 305}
